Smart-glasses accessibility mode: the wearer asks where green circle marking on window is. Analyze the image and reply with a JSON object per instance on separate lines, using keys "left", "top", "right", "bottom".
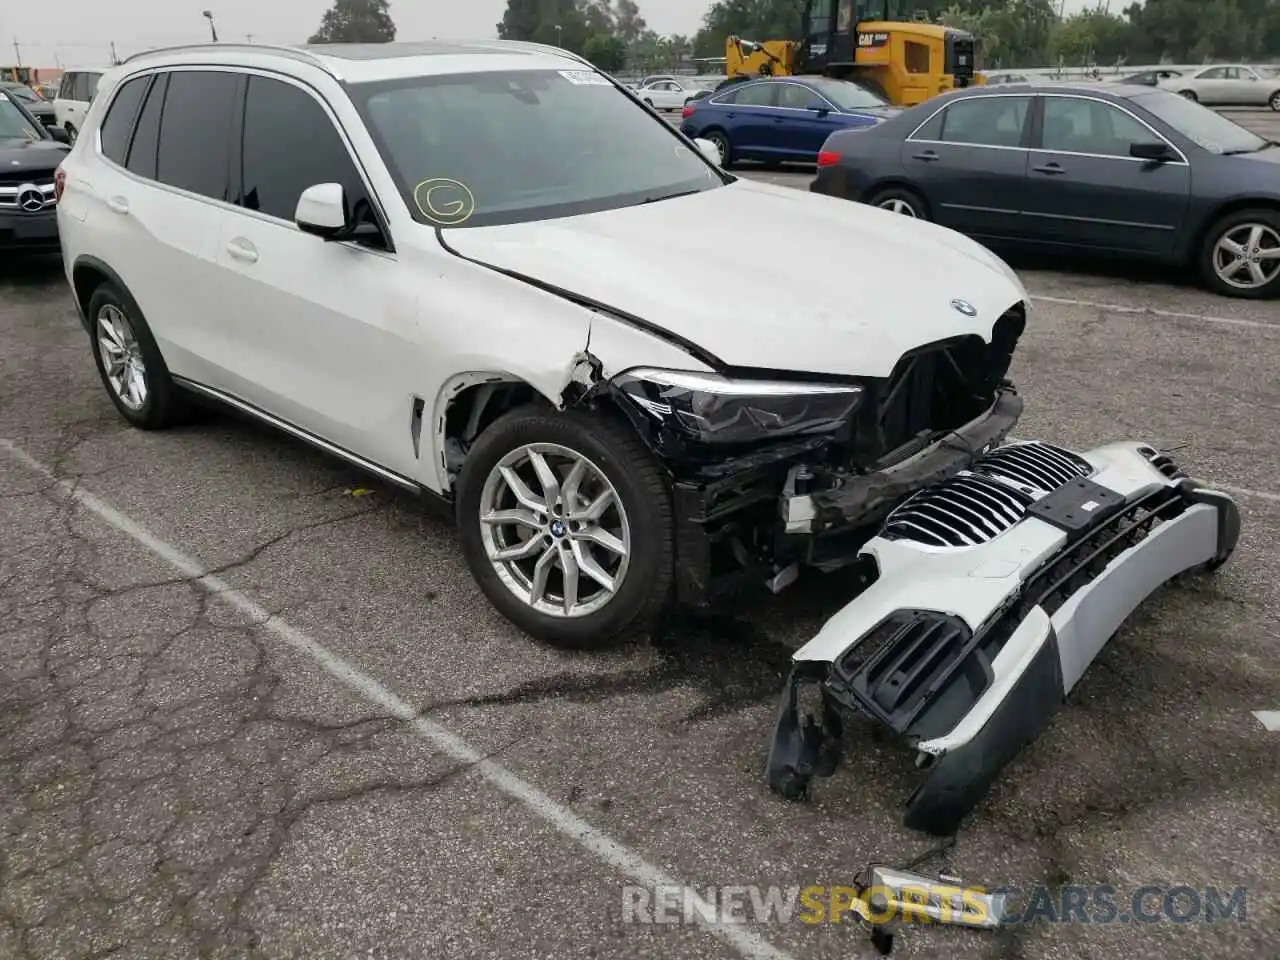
{"left": 413, "top": 178, "right": 476, "bottom": 226}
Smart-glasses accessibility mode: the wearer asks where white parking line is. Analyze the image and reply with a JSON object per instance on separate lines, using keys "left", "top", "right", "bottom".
{"left": 1252, "top": 711, "right": 1280, "bottom": 732}
{"left": 1029, "top": 295, "right": 1279, "bottom": 331}
{"left": 0, "top": 439, "right": 794, "bottom": 960}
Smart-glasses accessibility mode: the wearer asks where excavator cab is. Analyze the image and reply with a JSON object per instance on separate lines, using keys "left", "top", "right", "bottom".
{"left": 796, "top": 0, "right": 979, "bottom": 104}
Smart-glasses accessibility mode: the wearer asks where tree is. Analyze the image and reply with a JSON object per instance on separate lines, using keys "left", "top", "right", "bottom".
{"left": 694, "top": 0, "right": 803, "bottom": 59}
{"left": 497, "top": 0, "right": 590, "bottom": 53}
{"left": 615, "top": 0, "right": 649, "bottom": 41}
{"left": 584, "top": 33, "right": 627, "bottom": 71}
{"left": 308, "top": 0, "right": 395, "bottom": 43}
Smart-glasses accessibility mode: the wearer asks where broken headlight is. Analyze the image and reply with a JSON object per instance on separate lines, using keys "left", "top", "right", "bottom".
{"left": 612, "top": 368, "right": 863, "bottom": 445}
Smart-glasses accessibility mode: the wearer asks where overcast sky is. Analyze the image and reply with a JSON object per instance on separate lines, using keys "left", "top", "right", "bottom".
{"left": 3, "top": 0, "right": 1097, "bottom": 70}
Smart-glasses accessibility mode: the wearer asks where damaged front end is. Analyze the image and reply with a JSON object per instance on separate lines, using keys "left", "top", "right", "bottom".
{"left": 766, "top": 440, "right": 1241, "bottom": 835}
{"left": 595, "top": 307, "right": 1028, "bottom": 603}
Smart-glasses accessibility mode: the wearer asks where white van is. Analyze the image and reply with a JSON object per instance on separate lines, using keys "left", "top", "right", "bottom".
{"left": 53, "top": 68, "right": 105, "bottom": 141}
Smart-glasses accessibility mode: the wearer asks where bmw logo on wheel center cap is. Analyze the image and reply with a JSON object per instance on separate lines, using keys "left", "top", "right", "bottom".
{"left": 950, "top": 298, "right": 978, "bottom": 318}
{"left": 550, "top": 519, "right": 567, "bottom": 538}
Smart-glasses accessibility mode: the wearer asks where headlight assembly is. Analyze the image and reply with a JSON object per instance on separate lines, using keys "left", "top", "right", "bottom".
{"left": 612, "top": 368, "right": 863, "bottom": 445}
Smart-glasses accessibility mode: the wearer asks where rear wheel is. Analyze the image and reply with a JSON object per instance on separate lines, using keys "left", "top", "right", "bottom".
{"left": 1178, "top": 89, "right": 1198, "bottom": 101}
{"left": 456, "top": 408, "right": 674, "bottom": 648}
{"left": 87, "top": 283, "right": 188, "bottom": 429}
{"left": 1199, "top": 208, "right": 1280, "bottom": 299}
{"left": 703, "top": 128, "right": 733, "bottom": 167}
{"left": 64, "top": 121, "right": 78, "bottom": 143}
{"left": 866, "top": 185, "right": 929, "bottom": 221}
{"left": 1269, "top": 89, "right": 1280, "bottom": 112}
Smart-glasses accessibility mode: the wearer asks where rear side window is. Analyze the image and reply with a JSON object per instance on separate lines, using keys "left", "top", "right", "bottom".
{"left": 126, "top": 73, "right": 167, "bottom": 179}
{"left": 59, "top": 73, "right": 78, "bottom": 100}
{"left": 722, "top": 83, "right": 775, "bottom": 107}
{"left": 155, "top": 70, "right": 238, "bottom": 201}
{"left": 938, "top": 96, "right": 1029, "bottom": 148}
{"left": 239, "top": 75, "right": 369, "bottom": 222}
{"left": 99, "top": 76, "right": 149, "bottom": 164}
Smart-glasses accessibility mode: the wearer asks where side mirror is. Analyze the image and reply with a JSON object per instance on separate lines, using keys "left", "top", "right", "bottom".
{"left": 295, "top": 182, "right": 347, "bottom": 238}
{"left": 1129, "top": 141, "right": 1174, "bottom": 162}
{"left": 47, "top": 126, "right": 70, "bottom": 144}
{"left": 810, "top": 103, "right": 831, "bottom": 116}
{"left": 694, "top": 137, "right": 722, "bottom": 166}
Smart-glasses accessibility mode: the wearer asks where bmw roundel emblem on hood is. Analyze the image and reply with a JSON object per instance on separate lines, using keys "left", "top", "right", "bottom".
{"left": 950, "top": 298, "right": 978, "bottom": 318}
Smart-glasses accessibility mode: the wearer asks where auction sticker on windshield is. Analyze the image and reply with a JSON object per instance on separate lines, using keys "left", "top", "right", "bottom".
{"left": 559, "top": 70, "right": 612, "bottom": 86}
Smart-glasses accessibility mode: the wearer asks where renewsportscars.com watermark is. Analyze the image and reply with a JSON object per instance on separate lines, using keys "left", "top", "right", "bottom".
{"left": 622, "top": 884, "right": 1249, "bottom": 926}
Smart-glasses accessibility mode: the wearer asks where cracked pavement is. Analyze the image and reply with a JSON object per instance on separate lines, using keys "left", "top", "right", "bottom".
{"left": 2, "top": 162, "right": 1279, "bottom": 959}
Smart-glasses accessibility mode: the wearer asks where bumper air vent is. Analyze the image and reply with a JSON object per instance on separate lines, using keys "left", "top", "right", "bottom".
{"left": 1137, "top": 445, "right": 1187, "bottom": 480}
{"left": 972, "top": 441, "right": 1093, "bottom": 497}
{"left": 831, "top": 611, "right": 989, "bottom": 733}
{"left": 882, "top": 473, "right": 1033, "bottom": 547}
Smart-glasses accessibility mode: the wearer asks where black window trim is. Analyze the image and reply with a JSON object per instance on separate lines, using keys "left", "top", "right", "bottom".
{"left": 91, "top": 63, "right": 396, "bottom": 255}
{"left": 97, "top": 72, "right": 153, "bottom": 165}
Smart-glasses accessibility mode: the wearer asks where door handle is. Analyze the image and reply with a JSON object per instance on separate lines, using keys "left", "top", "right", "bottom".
{"left": 1032, "top": 162, "right": 1066, "bottom": 175}
{"left": 106, "top": 196, "right": 129, "bottom": 215}
{"left": 225, "top": 238, "right": 259, "bottom": 263}
{"left": 911, "top": 150, "right": 940, "bottom": 161}
{"left": 726, "top": 112, "right": 737, "bottom": 118}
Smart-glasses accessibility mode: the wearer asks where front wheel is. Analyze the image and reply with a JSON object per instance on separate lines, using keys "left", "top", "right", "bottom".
{"left": 1269, "top": 89, "right": 1280, "bottom": 112}
{"left": 1198, "top": 208, "right": 1280, "bottom": 299}
{"left": 703, "top": 129, "right": 733, "bottom": 167}
{"left": 456, "top": 408, "right": 674, "bottom": 648}
{"left": 64, "top": 122, "right": 78, "bottom": 143}
{"left": 1178, "top": 89, "right": 1198, "bottom": 101}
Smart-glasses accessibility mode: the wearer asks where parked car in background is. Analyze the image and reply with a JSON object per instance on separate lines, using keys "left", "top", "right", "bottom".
{"left": 636, "top": 77, "right": 708, "bottom": 112}
{"left": 811, "top": 83, "right": 1280, "bottom": 298}
{"left": 1110, "top": 68, "right": 1183, "bottom": 87}
{"left": 53, "top": 68, "right": 105, "bottom": 141}
{"left": 0, "top": 88, "right": 69, "bottom": 251}
{"left": 680, "top": 76, "right": 899, "bottom": 166}
{"left": 0, "top": 81, "right": 56, "bottom": 128}
{"left": 1159, "top": 64, "right": 1280, "bottom": 109}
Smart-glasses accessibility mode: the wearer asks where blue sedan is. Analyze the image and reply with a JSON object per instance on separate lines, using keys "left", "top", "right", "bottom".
{"left": 679, "top": 76, "right": 900, "bottom": 167}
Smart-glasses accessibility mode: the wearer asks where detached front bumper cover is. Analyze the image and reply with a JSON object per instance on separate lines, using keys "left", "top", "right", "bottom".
{"left": 767, "top": 440, "right": 1241, "bottom": 836}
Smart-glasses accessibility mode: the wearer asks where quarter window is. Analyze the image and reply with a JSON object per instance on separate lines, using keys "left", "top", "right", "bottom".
{"left": 936, "top": 96, "right": 1029, "bottom": 147}
{"left": 98, "top": 76, "right": 149, "bottom": 165}
{"left": 155, "top": 70, "right": 238, "bottom": 201}
{"left": 126, "top": 73, "right": 167, "bottom": 179}
{"left": 239, "top": 75, "right": 370, "bottom": 224}
{"left": 1040, "top": 97, "right": 1158, "bottom": 158}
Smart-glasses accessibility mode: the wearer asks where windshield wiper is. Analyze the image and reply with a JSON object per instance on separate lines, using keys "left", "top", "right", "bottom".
{"left": 1221, "top": 141, "right": 1276, "bottom": 155}
{"left": 637, "top": 188, "right": 703, "bottom": 205}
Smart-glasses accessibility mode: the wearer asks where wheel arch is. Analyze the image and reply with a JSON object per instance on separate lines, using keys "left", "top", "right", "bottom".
{"left": 71, "top": 255, "right": 132, "bottom": 334}
{"left": 1185, "top": 196, "right": 1280, "bottom": 263}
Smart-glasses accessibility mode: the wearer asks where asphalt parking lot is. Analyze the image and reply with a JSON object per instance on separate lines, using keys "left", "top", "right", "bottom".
{"left": 2, "top": 110, "right": 1279, "bottom": 960}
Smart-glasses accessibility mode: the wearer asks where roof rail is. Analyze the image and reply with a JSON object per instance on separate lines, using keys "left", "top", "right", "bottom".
{"left": 122, "top": 42, "right": 324, "bottom": 68}
{"left": 465, "top": 38, "right": 591, "bottom": 68}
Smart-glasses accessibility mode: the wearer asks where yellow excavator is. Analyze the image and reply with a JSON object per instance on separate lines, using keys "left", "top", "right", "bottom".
{"left": 723, "top": 0, "right": 982, "bottom": 106}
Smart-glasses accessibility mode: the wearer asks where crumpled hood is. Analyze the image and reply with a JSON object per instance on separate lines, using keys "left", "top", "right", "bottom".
{"left": 442, "top": 178, "right": 1028, "bottom": 378}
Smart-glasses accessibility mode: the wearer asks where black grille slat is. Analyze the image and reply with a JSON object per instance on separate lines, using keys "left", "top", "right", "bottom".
{"left": 883, "top": 473, "right": 1034, "bottom": 547}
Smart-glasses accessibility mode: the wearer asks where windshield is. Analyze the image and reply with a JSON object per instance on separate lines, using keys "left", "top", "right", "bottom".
{"left": 3, "top": 84, "right": 40, "bottom": 102}
{"left": 1132, "top": 89, "right": 1268, "bottom": 155}
{"left": 349, "top": 69, "right": 724, "bottom": 229}
{"left": 0, "top": 95, "right": 42, "bottom": 140}
{"left": 802, "top": 76, "right": 889, "bottom": 111}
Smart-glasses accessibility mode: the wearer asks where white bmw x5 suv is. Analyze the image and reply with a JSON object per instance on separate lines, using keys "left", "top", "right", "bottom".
{"left": 56, "top": 43, "right": 1235, "bottom": 732}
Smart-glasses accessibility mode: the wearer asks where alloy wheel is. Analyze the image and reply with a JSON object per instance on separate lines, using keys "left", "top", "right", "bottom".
{"left": 878, "top": 198, "right": 918, "bottom": 217}
{"left": 96, "top": 304, "right": 149, "bottom": 410}
{"left": 1212, "top": 222, "right": 1280, "bottom": 290}
{"left": 478, "top": 443, "right": 631, "bottom": 618}
{"left": 1270, "top": 90, "right": 1280, "bottom": 112}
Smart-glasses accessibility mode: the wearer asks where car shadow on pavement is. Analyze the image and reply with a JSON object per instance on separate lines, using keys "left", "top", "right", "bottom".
{"left": 0, "top": 252, "right": 65, "bottom": 286}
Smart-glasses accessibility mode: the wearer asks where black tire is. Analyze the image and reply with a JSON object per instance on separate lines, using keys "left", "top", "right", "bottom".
{"left": 1178, "top": 89, "right": 1198, "bottom": 101}
{"left": 1269, "top": 89, "right": 1280, "bottom": 112}
{"left": 86, "top": 282, "right": 188, "bottom": 429}
{"left": 64, "top": 121, "right": 78, "bottom": 143}
{"left": 703, "top": 128, "right": 733, "bottom": 167}
{"left": 1197, "top": 207, "right": 1280, "bottom": 300}
{"left": 456, "top": 407, "right": 674, "bottom": 648}
{"left": 866, "top": 185, "right": 930, "bottom": 221}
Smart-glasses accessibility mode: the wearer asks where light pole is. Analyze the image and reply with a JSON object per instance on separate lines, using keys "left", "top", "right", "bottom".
{"left": 202, "top": 10, "right": 219, "bottom": 42}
